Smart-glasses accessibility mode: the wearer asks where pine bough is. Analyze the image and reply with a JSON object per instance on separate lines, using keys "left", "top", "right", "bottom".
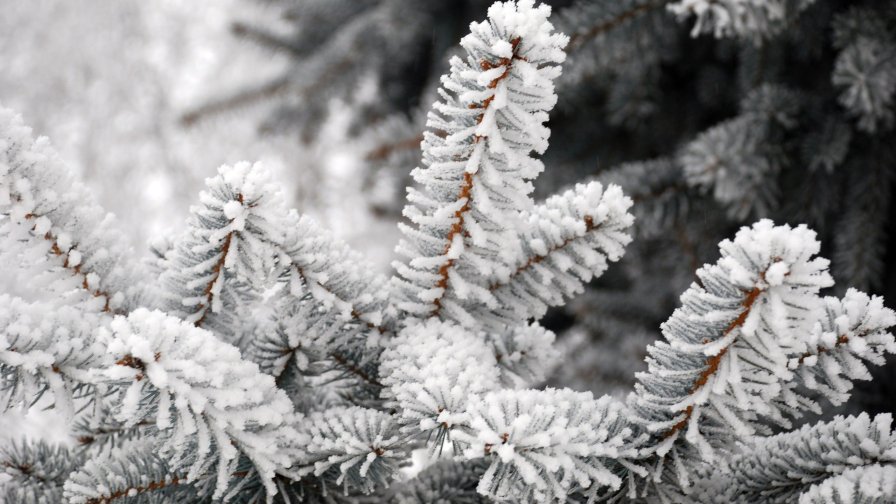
{"left": 1, "top": 1, "right": 895, "bottom": 503}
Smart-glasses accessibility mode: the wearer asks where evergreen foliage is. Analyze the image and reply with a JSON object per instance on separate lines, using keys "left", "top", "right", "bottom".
{"left": 3, "top": 0, "right": 896, "bottom": 502}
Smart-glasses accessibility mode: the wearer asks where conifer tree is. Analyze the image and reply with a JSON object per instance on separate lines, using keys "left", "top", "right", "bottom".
{"left": 2, "top": 1, "right": 896, "bottom": 503}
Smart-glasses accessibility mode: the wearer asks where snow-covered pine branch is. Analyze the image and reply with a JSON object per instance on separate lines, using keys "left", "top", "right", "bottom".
{"left": 486, "top": 322, "right": 560, "bottom": 388}
{"left": 831, "top": 6, "right": 896, "bottom": 133}
{"left": 3, "top": 2, "right": 896, "bottom": 503}
{"left": 281, "top": 212, "right": 392, "bottom": 332}
{"left": 693, "top": 413, "right": 896, "bottom": 503}
{"left": 454, "top": 388, "right": 645, "bottom": 502}
{"left": 380, "top": 320, "right": 560, "bottom": 457}
{"left": 480, "top": 181, "right": 633, "bottom": 330}
{"left": 295, "top": 406, "right": 404, "bottom": 495}
{"left": 558, "top": 0, "right": 674, "bottom": 89}
{"left": 629, "top": 220, "right": 834, "bottom": 481}
{"left": 787, "top": 289, "right": 896, "bottom": 409}
{"left": 798, "top": 464, "right": 896, "bottom": 504}
{"left": 1, "top": 440, "right": 83, "bottom": 504}
{"left": 158, "top": 161, "right": 287, "bottom": 342}
{"left": 391, "top": 460, "right": 487, "bottom": 504}
{"left": 95, "top": 309, "right": 300, "bottom": 500}
{"left": 393, "top": 0, "right": 568, "bottom": 322}
{"left": 0, "top": 105, "right": 144, "bottom": 313}
{"left": 250, "top": 212, "right": 393, "bottom": 405}
{"left": 64, "top": 440, "right": 203, "bottom": 504}
{"left": 0, "top": 295, "right": 106, "bottom": 420}
{"left": 380, "top": 318, "right": 500, "bottom": 452}
{"left": 72, "top": 401, "right": 154, "bottom": 453}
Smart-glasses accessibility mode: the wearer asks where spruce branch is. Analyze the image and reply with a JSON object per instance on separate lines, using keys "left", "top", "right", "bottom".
{"left": 454, "top": 389, "right": 645, "bottom": 502}
{"left": 159, "top": 161, "right": 287, "bottom": 341}
{"left": 785, "top": 289, "right": 896, "bottom": 410}
{"left": 393, "top": 0, "right": 569, "bottom": 321}
{"left": 0, "top": 295, "right": 107, "bottom": 419}
{"left": 798, "top": 463, "right": 896, "bottom": 503}
{"left": 481, "top": 182, "right": 634, "bottom": 329}
{"left": 629, "top": 220, "right": 835, "bottom": 485}
{"left": 97, "top": 309, "right": 301, "bottom": 500}
{"left": 295, "top": 407, "right": 405, "bottom": 495}
{"left": 692, "top": 413, "right": 896, "bottom": 503}
{"left": 1, "top": 440, "right": 83, "bottom": 504}
{"left": 380, "top": 318, "right": 500, "bottom": 453}
{"left": 180, "top": 76, "right": 290, "bottom": 127}
{"left": 669, "top": 0, "right": 817, "bottom": 40}
{"left": 65, "top": 441, "right": 198, "bottom": 504}
{"left": 0, "top": 105, "right": 144, "bottom": 313}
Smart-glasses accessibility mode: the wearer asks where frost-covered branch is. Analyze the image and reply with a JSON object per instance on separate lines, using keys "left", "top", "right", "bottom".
{"left": 0, "top": 295, "right": 106, "bottom": 419}
{"left": 393, "top": 0, "right": 568, "bottom": 321}
{"left": 391, "top": 460, "right": 488, "bottom": 504}
{"left": 669, "top": 0, "right": 816, "bottom": 39}
{"left": 680, "top": 85, "right": 799, "bottom": 220}
{"left": 832, "top": 7, "right": 896, "bottom": 133}
{"left": 1, "top": 440, "right": 83, "bottom": 504}
{"left": 798, "top": 464, "right": 896, "bottom": 504}
{"left": 629, "top": 220, "right": 834, "bottom": 482}
{"left": 693, "top": 413, "right": 896, "bottom": 503}
{"left": 481, "top": 182, "right": 633, "bottom": 330}
{"left": 96, "top": 309, "right": 300, "bottom": 500}
{"left": 64, "top": 441, "right": 200, "bottom": 504}
{"left": 380, "top": 319, "right": 500, "bottom": 452}
{"left": 158, "top": 162, "right": 286, "bottom": 341}
{"left": 280, "top": 212, "right": 392, "bottom": 332}
{"left": 295, "top": 406, "right": 405, "bottom": 495}
{"left": 251, "top": 212, "right": 392, "bottom": 403}
{"left": 455, "top": 389, "right": 645, "bottom": 502}
{"left": 788, "top": 289, "right": 896, "bottom": 408}
{"left": 0, "top": 105, "right": 144, "bottom": 313}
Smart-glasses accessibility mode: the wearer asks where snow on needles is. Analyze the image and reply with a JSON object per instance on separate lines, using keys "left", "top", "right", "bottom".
{"left": 393, "top": 0, "right": 569, "bottom": 320}
{"left": 98, "top": 309, "right": 300, "bottom": 500}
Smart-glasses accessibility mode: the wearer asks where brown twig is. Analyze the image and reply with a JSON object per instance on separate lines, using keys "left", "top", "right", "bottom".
{"left": 365, "top": 134, "right": 424, "bottom": 161}
{"left": 566, "top": 1, "right": 666, "bottom": 53}
{"left": 231, "top": 22, "right": 304, "bottom": 56}
{"left": 77, "top": 419, "right": 153, "bottom": 447}
{"left": 330, "top": 351, "right": 383, "bottom": 388}
{"left": 85, "top": 476, "right": 182, "bottom": 504}
{"left": 2, "top": 462, "right": 46, "bottom": 483}
{"left": 180, "top": 78, "right": 290, "bottom": 127}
